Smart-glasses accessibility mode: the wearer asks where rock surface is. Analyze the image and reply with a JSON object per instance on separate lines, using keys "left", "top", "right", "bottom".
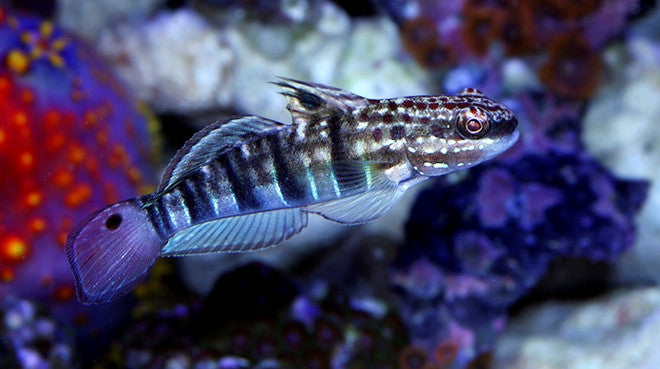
{"left": 495, "top": 287, "right": 660, "bottom": 369}
{"left": 583, "top": 37, "right": 660, "bottom": 284}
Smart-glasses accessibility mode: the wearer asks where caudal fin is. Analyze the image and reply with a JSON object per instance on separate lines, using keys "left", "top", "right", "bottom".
{"left": 65, "top": 199, "right": 163, "bottom": 304}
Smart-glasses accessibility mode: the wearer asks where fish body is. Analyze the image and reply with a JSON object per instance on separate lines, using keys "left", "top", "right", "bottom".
{"left": 66, "top": 79, "right": 519, "bottom": 303}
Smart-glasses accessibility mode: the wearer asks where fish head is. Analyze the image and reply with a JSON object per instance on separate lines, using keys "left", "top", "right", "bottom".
{"left": 404, "top": 91, "right": 519, "bottom": 176}
{"left": 65, "top": 199, "right": 163, "bottom": 303}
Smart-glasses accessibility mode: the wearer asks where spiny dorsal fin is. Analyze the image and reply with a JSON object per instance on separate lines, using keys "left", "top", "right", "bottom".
{"left": 459, "top": 87, "right": 484, "bottom": 96}
{"left": 272, "top": 77, "right": 368, "bottom": 126}
{"left": 157, "top": 116, "right": 288, "bottom": 193}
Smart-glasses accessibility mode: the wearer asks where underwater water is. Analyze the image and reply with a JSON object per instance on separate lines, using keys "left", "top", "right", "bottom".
{"left": 1, "top": 1, "right": 659, "bottom": 368}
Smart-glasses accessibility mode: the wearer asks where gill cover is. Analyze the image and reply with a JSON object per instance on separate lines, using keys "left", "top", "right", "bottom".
{"left": 65, "top": 199, "right": 163, "bottom": 304}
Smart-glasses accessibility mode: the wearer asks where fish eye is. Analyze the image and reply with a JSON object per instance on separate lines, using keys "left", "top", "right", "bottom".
{"left": 465, "top": 119, "right": 483, "bottom": 134}
{"left": 457, "top": 112, "right": 490, "bottom": 139}
{"left": 105, "top": 214, "right": 123, "bottom": 231}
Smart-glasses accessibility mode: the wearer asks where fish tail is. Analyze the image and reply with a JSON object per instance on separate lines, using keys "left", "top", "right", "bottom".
{"left": 65, "top": 198, "right": 164, "bottom": 304}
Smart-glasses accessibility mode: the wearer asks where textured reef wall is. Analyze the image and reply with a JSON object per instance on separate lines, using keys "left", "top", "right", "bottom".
{"left": 1, "top": 0, "right": 659, "bottom": 368}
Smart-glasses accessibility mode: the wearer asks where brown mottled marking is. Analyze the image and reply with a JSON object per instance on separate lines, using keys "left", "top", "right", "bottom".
{"left": 372, "top": 128, "right": 382, "bottom": 142}
{"left": 431, "top": 124, "right": 443, "bottom": 137}
{"left": 390, "top": 125, "right": 405, "bottom": 139}
{"left": 383, "top": 113, "right": 394, "bottom": 123}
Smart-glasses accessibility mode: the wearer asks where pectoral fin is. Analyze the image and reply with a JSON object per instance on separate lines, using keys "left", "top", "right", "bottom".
{"left": 305, "top": 161, "right": 402, "bottom": 224}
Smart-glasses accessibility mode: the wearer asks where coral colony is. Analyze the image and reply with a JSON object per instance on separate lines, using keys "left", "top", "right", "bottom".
{"left": 0, "top": 5, "right": 158, "bottom": 331}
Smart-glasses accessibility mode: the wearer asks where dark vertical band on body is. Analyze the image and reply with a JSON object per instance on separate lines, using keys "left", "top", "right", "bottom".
{"left": 327, "top": 113, "right": 364, "bottom": 195}
{"left": 267, "top": 134, "right": 306, "bottom": 203}
{"left": 218, "top": 151, "right": 260, "bottom": 211}
{"left": 178, "top": 175, "right": 214, "bottom": 223}
{"left": 145, "top": 201, "right": 171, "bottom": 239}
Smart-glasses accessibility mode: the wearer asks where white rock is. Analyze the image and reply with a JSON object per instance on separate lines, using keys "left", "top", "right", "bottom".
{"left": 98, "top": 10, "right": 236, "bottom": 113}
{"left": 494, "top": 287, "right": 660, "bottom": 369}
{"left": 582, "top": 38, "right": 660, "bottom": 284}
{"left": 96, "top": 2, "right": 430, "bottom": 118}
{"left": 57, "top": 0, "right": 165, "bottom": 41}
{"left": 337, "top": 17, "right": 431, "bottom": 98}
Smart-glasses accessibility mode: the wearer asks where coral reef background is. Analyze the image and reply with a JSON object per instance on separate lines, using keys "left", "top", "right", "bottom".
{"left": 1, "top": 0, "right": 659, "bottom": 368}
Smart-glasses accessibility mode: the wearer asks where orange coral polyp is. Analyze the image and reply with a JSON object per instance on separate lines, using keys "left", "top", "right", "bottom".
{"left": 0, "top": 268, "right": 14, "bottom": 282}
{"left": 29, "top": 217, "right": 47, "bottom": 233}
{"left": 65, "top": 183, "right": 92, "bottom": 207}
{"left": 1, "top": 235, "right": 30, "bottom": 262}
{"left": 53, "top": 169, "right": 74, "bottom": 187}
{"left": 19, "top": 151, "right": 34, "bottom": 168}
{"left": 12, "top": 110, "right": 28, "bottom": 126}
{"left": 25, "top": 190, "right": 42, "bottom": 207}
{"left": 68, "top": 145, "right": 86, "bottom": 164}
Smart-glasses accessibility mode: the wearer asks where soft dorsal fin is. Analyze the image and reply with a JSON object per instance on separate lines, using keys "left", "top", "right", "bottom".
{"left": 272, "top": 77, "right": 369, "bottom": 126}
{"left": 157, "top": 116, "right": 288, "bottom": 193}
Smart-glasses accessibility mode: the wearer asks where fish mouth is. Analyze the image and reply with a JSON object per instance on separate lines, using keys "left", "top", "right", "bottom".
{"left": 505, "top": 130, "right": 520, "bottom": 148}
{"left": 483, "top": 129, "right": 519, "bottom": 161}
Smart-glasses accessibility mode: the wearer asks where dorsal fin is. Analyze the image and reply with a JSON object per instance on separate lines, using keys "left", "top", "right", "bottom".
{"left": 459, "top": 87, "right": 484, "bottom": 96}
{"left": 156, "top": 116, "right": 288, "bottom": 193}
{"left": 272, "top": 77, "right": 368, "bottom": 125}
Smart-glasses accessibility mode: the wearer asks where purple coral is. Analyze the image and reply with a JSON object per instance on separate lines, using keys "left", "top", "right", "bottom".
{"left": 393, "top": 95, "right": 649, "bottom": 363}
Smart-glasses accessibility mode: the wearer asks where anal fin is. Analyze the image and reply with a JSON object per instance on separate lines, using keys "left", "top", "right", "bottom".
{"left": 161, "top": 208, "right": 308, "bottom": 256}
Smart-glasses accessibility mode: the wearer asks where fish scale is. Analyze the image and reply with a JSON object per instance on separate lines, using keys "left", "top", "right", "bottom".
{"left": 65, "top": 78, "right": 519, "bottom": 304}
